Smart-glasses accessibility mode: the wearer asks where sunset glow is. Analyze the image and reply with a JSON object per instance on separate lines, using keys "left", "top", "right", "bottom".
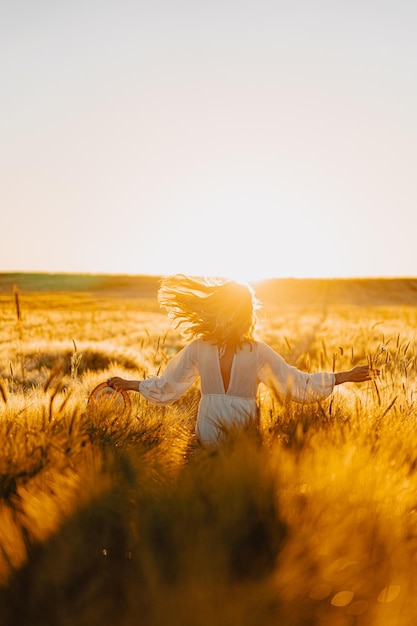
{"left": 1, "top": 1, "right": 416, "bottom": 280}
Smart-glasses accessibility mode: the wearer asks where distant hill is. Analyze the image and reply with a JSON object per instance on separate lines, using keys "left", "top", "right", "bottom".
{"left": 0, "top": 273, "right": 161, "bottom": 298}
{"left": 254, "top": 277, "right": 417, "bottom": 307}
{"left": 1, "top": 273, "right": 417, "bottom": 306}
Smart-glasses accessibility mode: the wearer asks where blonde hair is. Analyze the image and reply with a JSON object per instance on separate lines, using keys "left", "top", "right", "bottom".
{"left": 158, "top": 275, "right": 260, "bottom": 347}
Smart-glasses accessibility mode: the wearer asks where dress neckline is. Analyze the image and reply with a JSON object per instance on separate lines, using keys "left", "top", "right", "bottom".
{"left": 217, "top": 345, "right": 236, "bottom": 394}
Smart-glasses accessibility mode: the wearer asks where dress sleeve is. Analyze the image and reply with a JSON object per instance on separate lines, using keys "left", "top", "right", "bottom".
{"left": 256, "top": 342, "right": 335, "bottom": 402}
{"left": 138, "top": 340, "right": 200, "bottom": 406}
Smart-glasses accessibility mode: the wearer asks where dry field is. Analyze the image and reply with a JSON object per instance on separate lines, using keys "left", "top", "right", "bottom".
{"left": 1, "top": 273, "right": 417, "bottom": 626}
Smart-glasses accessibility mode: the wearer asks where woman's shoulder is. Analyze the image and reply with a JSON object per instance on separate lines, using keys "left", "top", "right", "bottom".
{"left": 197, "top": 338, "right": 215, "bottom": 347}
{"left": 238, "top": 339, "right": 264, "bottom": 353}
{"left": 242, "top": 339, "right": 266, "bottom": 350}
{"left": 192, "top": 338, "right": 216, "bottom": 353}
{"left": 249, "top": 340, "right": 283, "bottom": 360}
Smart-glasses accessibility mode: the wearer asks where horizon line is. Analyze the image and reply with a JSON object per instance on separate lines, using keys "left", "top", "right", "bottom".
{"left": 1, "top": 270, "right": 417, "bottom": 282}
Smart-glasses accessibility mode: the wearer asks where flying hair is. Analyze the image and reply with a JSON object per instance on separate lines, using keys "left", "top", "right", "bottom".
{"left": 157, "top": 274, "right": 261, "bottom": 347}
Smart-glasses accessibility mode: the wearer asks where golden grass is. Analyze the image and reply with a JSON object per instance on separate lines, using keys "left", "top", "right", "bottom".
{"left": 0, "top": 278, "right": 416, "bottom": 625}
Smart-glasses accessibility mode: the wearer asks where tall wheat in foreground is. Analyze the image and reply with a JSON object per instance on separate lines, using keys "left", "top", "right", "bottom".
{"left": 0, "top": 285, "right": 416, "bottom": 626}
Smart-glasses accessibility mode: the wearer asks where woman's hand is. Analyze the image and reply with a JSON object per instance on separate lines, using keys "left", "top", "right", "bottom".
{"left": 334, "top": 365, "right": 380, "bottom": 385}
{"left": 107, "top": 377, "right": 139, "bottom": 392}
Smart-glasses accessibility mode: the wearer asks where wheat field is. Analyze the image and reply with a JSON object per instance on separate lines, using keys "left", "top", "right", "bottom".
{"left": 1, "top": 274, "right": 417, "bottom": 626}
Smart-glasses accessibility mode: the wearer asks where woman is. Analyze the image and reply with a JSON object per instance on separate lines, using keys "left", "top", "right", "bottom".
{"left": 108, "top": 275, "right": 378, "bottom": 444}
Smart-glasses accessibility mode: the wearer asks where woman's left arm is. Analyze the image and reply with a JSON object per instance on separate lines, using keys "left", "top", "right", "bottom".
{"left": 108, "top": 340, "right": 200, "bottom": 405}
{"left": 107, "top": 377, "right": 140, "bottom": 392}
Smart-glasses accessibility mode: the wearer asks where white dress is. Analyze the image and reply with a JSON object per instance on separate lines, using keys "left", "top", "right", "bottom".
{"left": 139, "top": 338, "right": 335, "bottom": 444}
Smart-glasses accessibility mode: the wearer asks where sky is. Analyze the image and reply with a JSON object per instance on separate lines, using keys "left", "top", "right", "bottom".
{"left": 1, "top": 0, "right": 416, "bottom": 282}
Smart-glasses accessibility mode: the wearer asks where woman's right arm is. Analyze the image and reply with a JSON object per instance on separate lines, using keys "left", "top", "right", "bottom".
{"left": 256, "top": 342, "right": 335, "bottom": 402}
{"left": 334, "top": 366, "right": 379, "bottom": 385}
{"left": 256, "top": 342, "right": 379, "bottom": 402}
